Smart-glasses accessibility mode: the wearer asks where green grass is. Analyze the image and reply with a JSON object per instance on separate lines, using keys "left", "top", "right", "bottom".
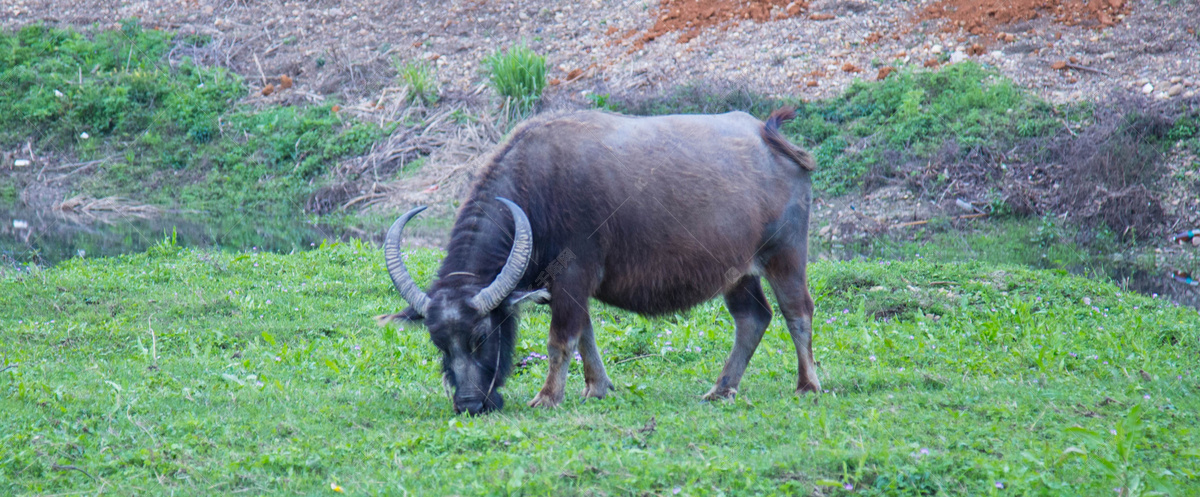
{"left": 395, "top": 58, "right": 438, "bottom": 105}
{"left": 2, "top": 241, "right": 1198, "bottom": 495}
{"left": 483, "top": 43, "right": 546, "bottom": 114}
{"left": 1, "top": 22, "right": 387, "bottom": 213}
{"left": 786, "top": 63, "right": 1066, "bottom": 196}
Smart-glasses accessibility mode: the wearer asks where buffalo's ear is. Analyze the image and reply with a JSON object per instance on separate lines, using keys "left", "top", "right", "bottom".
{"left": 508, "top": 289, "right": 551, "bottom": 307}
{"left": 374, "top": 306, "right": 425, "bottom": 326}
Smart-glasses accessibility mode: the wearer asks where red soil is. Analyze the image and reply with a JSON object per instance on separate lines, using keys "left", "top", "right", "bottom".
{"left": 919, "top": 0, "right": 1132, "bottom": 37}
{"left": 631, "top": 0, "right": 809, "bottom": 49}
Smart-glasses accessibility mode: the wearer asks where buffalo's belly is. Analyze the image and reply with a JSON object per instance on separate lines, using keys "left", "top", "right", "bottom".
{"left": 593, "top": 256, "right": 739, "bottom": 315}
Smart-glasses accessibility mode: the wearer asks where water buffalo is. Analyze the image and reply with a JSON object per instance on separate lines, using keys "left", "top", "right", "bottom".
{"left": 377, "top": 108, "right": 820, "bottom": 414}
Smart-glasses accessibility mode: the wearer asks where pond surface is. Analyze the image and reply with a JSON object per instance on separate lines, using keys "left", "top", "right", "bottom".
{"left": 0, "top": 205, "right": 447, "bottom": 268}
{"left": 2, "top": 205, "right": 1197, "bottom": 311}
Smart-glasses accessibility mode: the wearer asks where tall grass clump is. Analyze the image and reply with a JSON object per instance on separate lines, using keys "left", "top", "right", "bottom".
{"left": 483, "top": 43, "right": 546, "bottom": 114}
{"left": 395, "top": 58, "right": 438, "bottom": 105}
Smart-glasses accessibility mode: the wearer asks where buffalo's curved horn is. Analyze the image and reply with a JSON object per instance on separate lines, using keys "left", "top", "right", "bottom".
{"left": 384, "top": 206, "right": 432, "bottom": 316}
{"left": 470, "top": 197, "right": 533, "bottom": 313}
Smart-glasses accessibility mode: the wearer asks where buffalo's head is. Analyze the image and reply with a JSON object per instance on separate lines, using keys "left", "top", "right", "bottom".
{"left": 377, "top": 197, "right": 543, "bottom": 415}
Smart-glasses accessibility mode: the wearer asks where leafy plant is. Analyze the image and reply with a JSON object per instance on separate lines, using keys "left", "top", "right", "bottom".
{"left": 483, "top": 43, "right": 546, "bottom": 113}
{"left": 395, "top": 58, "right": 438, "bottom": 105}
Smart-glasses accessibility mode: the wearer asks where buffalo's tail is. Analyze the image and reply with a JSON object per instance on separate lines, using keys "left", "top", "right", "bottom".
{"left": 762, "top": 107, "right": 815, "bottom": 171}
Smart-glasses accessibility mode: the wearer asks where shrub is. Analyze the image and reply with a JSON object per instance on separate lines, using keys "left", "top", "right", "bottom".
{"left": 483, "top": 43, "right": 546, "bottom": 113}
{"left": 395, "top": 58, "right": 438, "bottom": 105}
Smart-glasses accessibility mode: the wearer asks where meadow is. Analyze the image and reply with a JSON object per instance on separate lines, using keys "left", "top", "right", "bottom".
{"left": 2, "top": 238, "right": 1198, "bottom": 495}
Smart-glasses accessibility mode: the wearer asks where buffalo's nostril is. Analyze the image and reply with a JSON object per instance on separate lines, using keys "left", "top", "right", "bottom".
{"left": 455, "top": 399, "right": 485, "bottom": 415}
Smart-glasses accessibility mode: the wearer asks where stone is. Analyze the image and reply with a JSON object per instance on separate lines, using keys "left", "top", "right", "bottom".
{"left": 950, "top": 51, "right": 967, "bottom": 63}
{"left": 1142, "top": 83, "right": 1153, "bottom": 94}
{"left": 14, "top": 159, "right": 30, "bottom": 167}
{"left": 1168, "top": 84, "right": 1184, "bottom": 97}
{"left": 931, "top": 44, "right": 943, "bottom": 54}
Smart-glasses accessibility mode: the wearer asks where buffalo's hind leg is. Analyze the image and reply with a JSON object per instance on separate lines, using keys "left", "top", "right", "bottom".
{"left": 703, "top": 276, "right": 773, "bottom": 401}
{"left": 765, "top": 251, "right": 822, "bottom": 394}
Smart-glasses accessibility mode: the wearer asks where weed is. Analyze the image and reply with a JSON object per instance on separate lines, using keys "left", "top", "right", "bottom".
{"left": 483, "top": 43, "right": 546, "bottom": 113}
{"left": 395, "top": 58, "right": 438, "bottom": 105}
{"left": 586, "top": 92, "right": 616, "bottom": 111}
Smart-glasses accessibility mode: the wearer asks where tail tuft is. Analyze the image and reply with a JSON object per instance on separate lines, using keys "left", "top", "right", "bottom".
{"left": 761, "top": 107, "right": 815, "bottom": 171}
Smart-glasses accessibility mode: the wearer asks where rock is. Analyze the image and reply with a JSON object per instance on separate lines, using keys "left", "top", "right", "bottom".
{"left": 950, "top": 51, "right": 967, "bottom": 63}
{"left": 1185, "top": 91, "right": 1197, "bottom": 99}
{"left": 810, "top": 13, "right": 835, "bottom": 21}
{"left": 1169, "top": 84, "right": 1184, "bottom": 97}
{"left": 14, "top": 159, "right": 31, "bottom": 167}
{"left": 931, "top": 44, "right": 943, "bottom": 54}
{"left": 1101, "top": 51, "right": 1116, "bottom": 60}
{"left": 1142, "top": 83, "right": 1153, "bottom": 94}
{"left": 1170, "top": 76, "right": 1183, "bottom": 84}
{"left": 1051, "top": 61, "right": 1067, "bottom": 70}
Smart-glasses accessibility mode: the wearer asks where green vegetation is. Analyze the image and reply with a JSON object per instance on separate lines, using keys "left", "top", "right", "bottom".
{"left": 786, "top": 64, "right": 1061, "bottom": 195}
{"left": 395, "top": 58, "right": 438, "bottom": 105}
{"left": 3, "top": 241, "right": 1198, "bottom": 494}
{"left": 483, "top": 43, "right": 547, "bottom": 114}
{"left": 1, "top": 22, "right": 387, "bottom": 213}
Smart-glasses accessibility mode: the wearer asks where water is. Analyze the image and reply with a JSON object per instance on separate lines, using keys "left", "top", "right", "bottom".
{"left": 0, "top": 206, "right": 447, "bottom": 268}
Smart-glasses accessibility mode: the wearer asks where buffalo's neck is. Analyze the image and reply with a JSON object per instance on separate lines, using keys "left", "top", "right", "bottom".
{"left": 438, "top": 193, "right": 519, "bottom": 289}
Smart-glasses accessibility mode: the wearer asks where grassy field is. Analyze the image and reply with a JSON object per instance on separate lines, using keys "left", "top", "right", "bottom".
{"left": 2, "top": 239, "right": 1198, "bottom": 495}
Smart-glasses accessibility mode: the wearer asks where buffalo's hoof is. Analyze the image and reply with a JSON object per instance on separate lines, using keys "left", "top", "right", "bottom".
{"left": 701, "top": 386, "right": 737, "bottom": 401}
{"left": 528, "top": 391, "right": 563, "bottom": 408}
{"left": 795, "top": 381, "right": 821, "bottom": 395}
{"left": 581, "top": 378, "right": 614, "bottom": 400}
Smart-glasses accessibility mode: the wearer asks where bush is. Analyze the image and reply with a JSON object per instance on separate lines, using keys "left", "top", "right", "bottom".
{"left": 395, "top": 58, "right": 438, "bottom": 105}
{"left": 483, "top": 43, "right": 546, "bottom": 113}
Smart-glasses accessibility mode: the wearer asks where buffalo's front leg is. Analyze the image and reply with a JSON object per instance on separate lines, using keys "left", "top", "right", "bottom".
{"left": 704, "top": 276, "right": 773, "bottom": 400}
{"left": 577, "top": 320, "right": 613, "bottom": 399}
{"left": 529, "top": 284, "right": 593, "bottom": 408}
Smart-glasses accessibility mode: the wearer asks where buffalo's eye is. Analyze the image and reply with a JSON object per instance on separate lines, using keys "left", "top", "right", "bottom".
{"left": 429, "top": 332, "right": 451, "bottom": 351}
